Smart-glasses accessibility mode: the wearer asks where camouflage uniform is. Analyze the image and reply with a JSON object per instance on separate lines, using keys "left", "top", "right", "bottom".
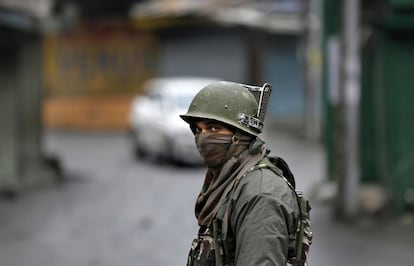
{"left": 182, "top": 81, "right": 312, "bottom": 266}
{"left": 187, "top": 158, "right": 300, "bottom": 266}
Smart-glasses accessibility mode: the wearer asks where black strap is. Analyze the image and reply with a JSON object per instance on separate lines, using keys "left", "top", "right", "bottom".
{"left": 267, "top": 156, "right": 296, "bottom": 189}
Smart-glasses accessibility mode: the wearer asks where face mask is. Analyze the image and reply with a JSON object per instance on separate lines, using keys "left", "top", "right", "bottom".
{"left": 195, "top": 133, "right": 233, "bottom": 168}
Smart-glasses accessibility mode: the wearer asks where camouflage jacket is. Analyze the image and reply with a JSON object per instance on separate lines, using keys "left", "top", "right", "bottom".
{"left": 187, "top": 158, "right": 301, "bottom": 266}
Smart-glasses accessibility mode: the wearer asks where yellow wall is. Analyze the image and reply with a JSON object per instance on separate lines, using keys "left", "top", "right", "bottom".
{"left": 42, "top": 95, "right": 134, "bottom": 130}
{"left": 43, "top": 21, "right": 158, "bottom": 130}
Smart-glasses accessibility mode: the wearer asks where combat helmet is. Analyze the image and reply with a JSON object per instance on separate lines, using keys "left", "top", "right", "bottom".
{"left": 180, "top": 81, "right": 272, "bottom": 136}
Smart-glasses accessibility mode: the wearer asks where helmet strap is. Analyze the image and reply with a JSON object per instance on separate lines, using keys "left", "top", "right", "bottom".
{"left": 249, "top": 138, "right": 264, "bottom": 155}
{"left": 220, "top": 133, "right": 244, "bottom": 164}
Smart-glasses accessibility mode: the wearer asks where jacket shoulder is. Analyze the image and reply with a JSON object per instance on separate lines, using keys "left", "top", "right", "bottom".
{"left": 235, "top": 167, "right": 295, "bottom": 201}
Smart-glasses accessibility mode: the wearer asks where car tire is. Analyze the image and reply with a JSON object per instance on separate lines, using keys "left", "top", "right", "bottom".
{"left": 129, "top": 129, "right": 147, "bottom": 159}
{"left": 135, "top": 144, "right": 147, "bottom": 158}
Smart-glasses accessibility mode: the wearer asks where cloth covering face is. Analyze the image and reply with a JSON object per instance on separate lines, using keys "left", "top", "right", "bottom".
{"left": 194, "top": 133, "right": 266, "bottom": 227}
{"left": 195, "top": 133, "right": 234, "bottom": 169}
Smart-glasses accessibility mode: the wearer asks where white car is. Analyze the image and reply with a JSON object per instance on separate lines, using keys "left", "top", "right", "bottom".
{"left": 128, "top": 77, "right": 218, "bottom": 165}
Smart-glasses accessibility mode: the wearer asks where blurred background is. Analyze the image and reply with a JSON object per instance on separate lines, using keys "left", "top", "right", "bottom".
{"left": 1, "top": 0, "right": 414, "bottom": 265}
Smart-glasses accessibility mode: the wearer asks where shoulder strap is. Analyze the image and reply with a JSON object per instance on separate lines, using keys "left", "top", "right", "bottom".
{"left": 254, "top": 156, "right": 296, "bottom": 190}
{"left": 250, "top": 157, "right": 313, "bottom": 266}
{"left": 219, "top": 156, "right": 293, "bottom": 240}
{"left": 267, "top": 156, "right": 296, "bottom": 189}
{"left": 218, "top": 156, "right": 312, "bottom": 264}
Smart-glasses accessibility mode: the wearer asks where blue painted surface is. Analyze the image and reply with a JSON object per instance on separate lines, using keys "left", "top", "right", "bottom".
{"left": 158, "top": 30, "right": 304, "bottom": 119}
{"left": 264, "top": 35, "right": 304, "bottom": 118}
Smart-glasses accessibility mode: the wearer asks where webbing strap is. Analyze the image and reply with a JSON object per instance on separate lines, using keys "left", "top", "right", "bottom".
{"left": 213, "top": 219, "right": 223, "bottom": 266}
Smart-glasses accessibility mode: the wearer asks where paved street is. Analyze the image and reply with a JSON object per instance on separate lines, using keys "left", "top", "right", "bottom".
{"left": 0, "top": 129, "right": 413, "bottom": 266}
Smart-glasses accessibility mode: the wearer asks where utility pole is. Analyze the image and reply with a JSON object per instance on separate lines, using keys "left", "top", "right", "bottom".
{"left": 303, "top": 0, "right": 323, "bottom": 141}
{"left": 336, "top": 0, "right": 361, "bottom": 219}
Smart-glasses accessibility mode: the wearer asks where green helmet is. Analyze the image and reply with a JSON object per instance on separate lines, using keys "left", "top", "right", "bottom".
{"left": 180, "top": 81, "right": 264, "bottom": 136}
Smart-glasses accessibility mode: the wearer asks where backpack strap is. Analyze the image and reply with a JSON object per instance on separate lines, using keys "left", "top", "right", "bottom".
{"left": 243, "top": 156, "right": 313, "bottom": 266}
{"left": 254, "top": 157, "right": 296, "bottom": 190}
{"left": 215, "top": 156, "right": 312, "bottom": 266}
{"left": 218, "top": 156, "right": 294, "bottom": 240}
{"left": 293, "top": 193, "right": 312, "bottom": 266}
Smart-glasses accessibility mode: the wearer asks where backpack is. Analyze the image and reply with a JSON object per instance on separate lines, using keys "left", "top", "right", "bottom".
{"left": 266, "top": 156, "right": 313, "bottom": 266}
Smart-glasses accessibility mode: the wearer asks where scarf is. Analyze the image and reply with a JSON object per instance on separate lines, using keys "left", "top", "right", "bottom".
{"left": 194, "top": 134, "right": 266, "bottom": 227}
{"left": 195, "top": 133, "right": 251, "bottom": 168}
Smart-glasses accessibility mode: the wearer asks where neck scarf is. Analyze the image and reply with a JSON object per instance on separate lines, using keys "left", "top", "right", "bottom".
{"left": 194, "top": 135, "right": 266, "bottom": 227}
{"left": 195, "top": 133, "right": 251, "bottom": 169}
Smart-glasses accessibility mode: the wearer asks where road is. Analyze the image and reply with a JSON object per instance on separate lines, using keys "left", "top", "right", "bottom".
{"left": 0, "top": 131, "right": 204, "bottom": 266}
{"left": 0, "top": 130, "right": 413, "bottom": 266}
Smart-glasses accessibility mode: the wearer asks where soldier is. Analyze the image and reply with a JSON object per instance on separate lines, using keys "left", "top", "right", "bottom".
{"left": 181, "top": 81, "right": 312, "bottom": 266}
